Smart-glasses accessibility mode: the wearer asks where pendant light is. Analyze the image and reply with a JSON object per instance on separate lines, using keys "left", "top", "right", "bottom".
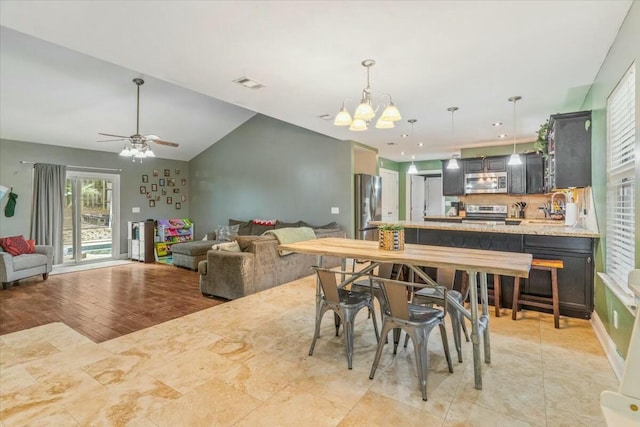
{"left": 408, "top": 156, "right": 418, "bottom": 174}
{"left": 507, "top": 96, "right": 523, "bottom": 166}
{"left": 446, "top": 106, "right": 460, "bottom": 169}
{"left": 407, "top": 119, "right": 418, "bottom": 174}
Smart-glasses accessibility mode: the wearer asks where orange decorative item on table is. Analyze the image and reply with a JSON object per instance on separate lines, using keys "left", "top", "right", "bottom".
{"left": 378, "top": 225, "right": 404, "bottom": 251}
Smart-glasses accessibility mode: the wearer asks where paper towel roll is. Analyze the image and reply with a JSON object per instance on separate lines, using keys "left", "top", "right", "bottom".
{"left": 565, "top": 203, "right": 578, "bottom": 226}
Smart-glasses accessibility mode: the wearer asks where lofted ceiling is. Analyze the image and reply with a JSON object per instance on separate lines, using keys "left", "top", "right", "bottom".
{"left": 0, "top": 1, "right": 633, "bottom": 162}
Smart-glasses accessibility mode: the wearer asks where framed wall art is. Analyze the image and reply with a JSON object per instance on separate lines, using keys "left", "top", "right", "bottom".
{"left": 167, "top": 178, "right": 175, "bottom": 186}
{"left": 149, "top": 200, "right": 155, "bottom": 207}
{"left": 175, "top": 202, "right": 181, "bottom": 210}
{"left": 167, "top": 197, "right": 173, "bottom": 204}
{"left": 164, "top": 169, "right": 171, "bottom": 177}
{"left": 140, "top": 186, "right": 146, "bottom": 194}
{"left": 159, "top": 179, "right": 165, "bottom": 186}
{"left": 142, "top": 174, "right": 148, "bottom": 183}
{"left": 151, "top": 184, "right": 158, "bottom": 192}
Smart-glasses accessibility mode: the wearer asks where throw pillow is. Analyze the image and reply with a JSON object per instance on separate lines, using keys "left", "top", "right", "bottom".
{"left": 211, "top": 241, "right": 241, "bottom": 252}
{"left": 216, "top": 224, "right": 240, "bottom": 242}
{"left": 0, "top": 235, "right": 33, "bottom": 256}
{"left": 228, "top": 219, "right": 253, "bottom": 236}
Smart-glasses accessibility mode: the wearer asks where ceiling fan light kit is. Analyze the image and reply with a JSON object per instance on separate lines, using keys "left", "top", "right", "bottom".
{"left": 334, "top": 59, "right": 401, "bottom": 131}
{"left": 99, "top": 78, "right": 179, "bottom": 163}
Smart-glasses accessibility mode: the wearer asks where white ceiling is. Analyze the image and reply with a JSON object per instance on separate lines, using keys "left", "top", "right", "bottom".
{"left": 0, "top": 1, "right": 632, "bottom": 162}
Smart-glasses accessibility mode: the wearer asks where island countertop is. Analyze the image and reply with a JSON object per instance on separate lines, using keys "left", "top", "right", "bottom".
{"left": 370, "top": 220, "right": 600, "bottom": 238}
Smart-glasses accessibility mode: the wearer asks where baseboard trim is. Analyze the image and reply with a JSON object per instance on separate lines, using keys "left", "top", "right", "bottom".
{"left": 591, "top": 311, "right": 625, "bottom": 381}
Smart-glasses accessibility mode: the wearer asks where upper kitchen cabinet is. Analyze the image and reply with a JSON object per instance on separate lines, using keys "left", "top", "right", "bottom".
{"left": 507, "top": 153, "right": 545, "bottom": 194}
{"left": 525, "top": 153, "right": 545, "bottom": 194}
{"left": 441, "top": 160, "right": 465, "bottom": 196}
{"left": 465, "top": 156, "right": 507, "bottom": 173}
{"left": 546, "top": 111, "right": 592, "bottom": 189}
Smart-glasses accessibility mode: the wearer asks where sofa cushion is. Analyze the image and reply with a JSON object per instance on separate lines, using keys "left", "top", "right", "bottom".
{"left": 250, "top": 220, "right": 276, "bottom": 236}
{"left": 300, "top": 221, "right": 339, "bottom": 230}
{"left": 12, "top": 253, "right": 48, "bottom": 270}
{"left": 0, "top": 235, "right": 34, "bottom": 256}
{"left": 172, "top": 240, "right": 221, "bottom": 256}
{"left": 275, "top": 220, "right": 304, "bottom": 229}
{"left": 228, "top": 219, "right": 253, "bottom": 236}
{"left": 216, "top": 224, "right": 240, "bottom": 241}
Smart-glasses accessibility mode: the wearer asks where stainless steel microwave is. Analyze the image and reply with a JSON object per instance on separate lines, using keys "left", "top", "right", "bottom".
{"left": 464, "top": 172, "right": 508, "bottom": 194}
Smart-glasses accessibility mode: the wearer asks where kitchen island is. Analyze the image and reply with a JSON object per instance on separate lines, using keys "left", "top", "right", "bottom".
{"left": 370, "top": 220, "right": 599, "bottom": 319}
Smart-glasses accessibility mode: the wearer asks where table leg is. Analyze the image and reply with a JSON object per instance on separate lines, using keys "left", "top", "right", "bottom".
{"left": 467, "top": 269, "right": 482, "bottom": 390}
{"left": 479, "top": 272, "right": 491, "bottom": 364}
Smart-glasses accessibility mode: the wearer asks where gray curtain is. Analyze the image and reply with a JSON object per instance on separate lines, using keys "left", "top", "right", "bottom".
{"left": 30, "top": 163, "right": 66, "bottom": 264}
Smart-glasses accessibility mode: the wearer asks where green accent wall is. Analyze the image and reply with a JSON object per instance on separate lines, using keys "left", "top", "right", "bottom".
{"left": 462, "top": 142, "right": 536, "bottom": 158}
{"left": 580, "top": 1, "right": 639, "bottom": 358}
{"left": 378, "top": 157, "right": 400, "bottom": 172}
{"left": 397, "top": 159, "right": 442, "bottom": 220}
{"left": 189, "top": 114, "right": 353, "bottom": 237}
{"left": 0, "top": 138, "right": 188, "bottom": 255}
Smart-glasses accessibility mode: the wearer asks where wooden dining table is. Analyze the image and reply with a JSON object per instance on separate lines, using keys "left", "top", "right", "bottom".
{"left": 279, "top": 237, "right": 532, "bottom": 390}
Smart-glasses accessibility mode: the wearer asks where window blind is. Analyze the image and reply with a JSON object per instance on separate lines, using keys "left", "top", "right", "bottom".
{"left": 606, "top": 63, "right": 636, "bottom": 290}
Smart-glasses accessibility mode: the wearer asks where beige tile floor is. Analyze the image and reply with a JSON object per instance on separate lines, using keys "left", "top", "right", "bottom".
{"left": 0, "top": 274, "right": 618, "bottom": 426}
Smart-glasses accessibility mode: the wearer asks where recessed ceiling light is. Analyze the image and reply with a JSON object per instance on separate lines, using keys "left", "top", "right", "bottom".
{"left": 417, "top": 142, "right": 423, "bottom": 147}
{"left": 400, "top": 151, "right": 405, "bottom": 155}
{"left": 387, "top": 142, "right": 398, "bottom": 146}
{"left": 493, "top": 122, "right": 503, "bottom": 126}
{"left": 232, "top": 76, "right": 266, "bottom": 89}
{"left": 401, "top": 134, "right": 408, "bottom": 138}
{"left": 498, "top": 134, "right": 507, "bottom": 138}
{"left": 318, "top": 114, "right": 332, "bottom": 120}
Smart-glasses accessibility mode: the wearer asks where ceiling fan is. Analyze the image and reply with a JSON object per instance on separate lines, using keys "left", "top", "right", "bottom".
{"left": 98, "top": 78, "right": 179, "bottom": 162}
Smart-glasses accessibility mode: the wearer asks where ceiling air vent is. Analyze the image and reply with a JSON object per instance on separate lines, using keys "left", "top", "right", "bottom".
{"left": 233, "top": 76, "right": 265, "bottom": 89}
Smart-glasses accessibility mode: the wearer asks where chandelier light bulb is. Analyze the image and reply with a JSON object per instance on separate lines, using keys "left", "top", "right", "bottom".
{"left": 349, "top": 118, "right": 368, "bottom": 131}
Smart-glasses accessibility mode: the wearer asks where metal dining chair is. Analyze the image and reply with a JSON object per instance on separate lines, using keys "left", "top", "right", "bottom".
{"left": 309, "top": 266, "right": 380, "bottom": 369}
{"left": 409, "top": 267, "right": 470, "bottom": 363}
{"left": 350, "top": 263, "right": 400, "bottom": 327}
{"left": 369, "top": 277, "right": 454, "bottom": 401}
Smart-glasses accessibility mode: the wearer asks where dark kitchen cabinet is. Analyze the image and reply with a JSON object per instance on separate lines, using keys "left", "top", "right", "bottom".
{"left": 525, "top": 153, "right": 545, "bottom": 194}
{"left": 546, "top": 111, "right": 592, "bottom": 189}
{"left": 508, "top": 161, "right": 526, "bottom": 194}
{"left": 441, "top": 160, "right": 465, "bottom": 196}
{"left": 523, "top": 235, "right": 594, "bottom": 319}
{"left": 404, "top": 227, "right": 595, "bottom": 319}
{"left": 465, "top": 156, "right": 507, "bottom": 173}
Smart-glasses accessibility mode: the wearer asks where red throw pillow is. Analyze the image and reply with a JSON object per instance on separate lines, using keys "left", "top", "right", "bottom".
{"left": 26, "top": 239, "right": 36, "bottom": 254}
{"left": 0, "top": 235, "right": 33, "bottom": 256}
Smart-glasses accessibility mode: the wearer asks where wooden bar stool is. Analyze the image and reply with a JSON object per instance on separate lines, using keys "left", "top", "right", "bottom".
{"left": 512, "top": 258, "right": 564, "bottom": 328}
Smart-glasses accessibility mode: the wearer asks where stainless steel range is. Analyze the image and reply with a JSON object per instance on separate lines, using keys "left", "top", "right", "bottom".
{"left": 463, "top": 204, "right": 508, "bottom": 224}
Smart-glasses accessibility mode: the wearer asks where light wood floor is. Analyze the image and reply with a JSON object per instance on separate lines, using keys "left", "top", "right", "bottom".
{"left": 0, "top": 262, "right": 225, "bottom": 342}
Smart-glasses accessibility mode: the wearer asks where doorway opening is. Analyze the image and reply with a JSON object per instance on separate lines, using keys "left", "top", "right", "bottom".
{"left": 407, "top": 170, "right": 444, "bottom": 221}
{"left": 63, "top": 171, "right": 120, "bottom": 264}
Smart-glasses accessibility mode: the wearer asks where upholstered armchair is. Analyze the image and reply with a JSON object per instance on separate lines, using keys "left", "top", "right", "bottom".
{"left": 0, "top": 245, "right": 54, "bottom": 288}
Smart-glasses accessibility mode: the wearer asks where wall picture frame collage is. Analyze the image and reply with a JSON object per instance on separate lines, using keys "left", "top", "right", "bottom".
{"left": 140, "top": 169, "right": 187, "bottom": 209}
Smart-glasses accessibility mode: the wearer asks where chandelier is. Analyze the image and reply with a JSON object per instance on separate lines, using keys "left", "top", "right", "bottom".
{"left": 334, "top": 59, "right": 401, "bottom": 131}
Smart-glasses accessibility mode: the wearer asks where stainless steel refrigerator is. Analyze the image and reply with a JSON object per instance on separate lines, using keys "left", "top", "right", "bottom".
{"left": 355, "top": 173, "right": 382, "bottom": 240}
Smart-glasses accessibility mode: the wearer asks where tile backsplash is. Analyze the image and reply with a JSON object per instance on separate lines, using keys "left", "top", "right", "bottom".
{"left": 459, "top": 188, "right": 589, "bottom": 219}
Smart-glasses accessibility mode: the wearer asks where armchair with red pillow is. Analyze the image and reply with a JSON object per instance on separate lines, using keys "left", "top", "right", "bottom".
{"left": 0, "top": 235, "right": 54, "bottom": 288}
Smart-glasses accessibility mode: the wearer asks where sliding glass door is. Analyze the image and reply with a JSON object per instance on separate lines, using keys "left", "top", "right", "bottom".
{"left": 63, "top": 171, "right": 120, "bottom": 264}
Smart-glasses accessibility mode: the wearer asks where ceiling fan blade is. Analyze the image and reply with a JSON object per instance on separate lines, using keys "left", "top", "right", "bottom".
{"left": 153, "top": 139, "right": 180, "bottom": 147}
{"left": 97, "top": 138, "right": 127, "bottom": 142}
{"left": 99, "top": 132, "right": 130, "bottom": 139}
